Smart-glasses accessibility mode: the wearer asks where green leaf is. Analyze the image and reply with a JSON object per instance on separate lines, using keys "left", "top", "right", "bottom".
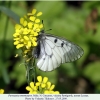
{"left": 60, "top": 63, "right": 79, "bottom": 78}
{"left": 34, "top": 1, "right": 66, "bottom": 19}
{"left": 83, "top": 1, "right": 100, "bottom": 9}
{"left": 83, "top": 61, "right": 100, "bottom": 84}
{"left": 10, "top": 61, "right": 26, "bottom": 88}
{"left": 0, "top": 6, "right": 20, "bottom": 23}
{"left": 0, "top": 61, "right": 10, "bottom": 84}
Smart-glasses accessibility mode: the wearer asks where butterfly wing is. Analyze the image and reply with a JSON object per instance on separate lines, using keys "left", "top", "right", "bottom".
{"left": 36, "top": 34, "right": 84, "bottom": 71}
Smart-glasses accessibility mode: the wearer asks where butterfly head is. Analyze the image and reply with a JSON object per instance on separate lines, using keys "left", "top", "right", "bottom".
{"left": 39, "top": 30, "right": 45, "bottom": 35}
{"left": 39, "top": 29, "right": 52, "bottom": 34}
{"left": 38, "top": 30, "right": 45, "bottom": 39}
{"left": 41, "top": 30, "right": 45, "bottom": 33}
{"left": 39, "top": 20, "right": 52, "bottom": 35}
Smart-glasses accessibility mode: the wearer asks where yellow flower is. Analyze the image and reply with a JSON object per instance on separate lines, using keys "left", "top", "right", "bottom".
{"left": 44, "top": 90, "right": 59, "bottom": 94}
{"left": 36, "top": 12, "right": 42, "bottom": 16}
{"left": 26, "top": 82, "right": 38, "bottom": 94}
{"left": 37, "top": 76, "right": 48, "bottom": 88}
{"left": 0, "top": 89, "right": 4, "bottom": 94}
{"left": 43, "top": 81, "right": 60, "bottom": 94}
{"left": 26, "top": 76, "right": 60, "bottom": 94}
{"left": 13, "top": 9, "right": 43, "bottom": 55}
{"left": 32, "top": 9, "right": 37, "bottom": 15}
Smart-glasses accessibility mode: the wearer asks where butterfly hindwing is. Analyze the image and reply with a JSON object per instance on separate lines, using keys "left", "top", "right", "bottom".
{"left": 36, "top": 34, "right": 84, "bottom": 71}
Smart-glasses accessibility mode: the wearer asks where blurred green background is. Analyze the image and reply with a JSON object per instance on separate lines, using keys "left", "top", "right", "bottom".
{"left": 0, "top": 1, "right": 100, "bottom": 93}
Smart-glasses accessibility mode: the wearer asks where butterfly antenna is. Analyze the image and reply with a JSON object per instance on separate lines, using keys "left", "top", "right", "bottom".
{"left": 42, "top": 20, "right": 45, "bottom": 31}
{"left": 42, "top": 20, "right": 52, "bottom": 32}
{"left": 46, "top": 29, "right": 52, "bottom": 32}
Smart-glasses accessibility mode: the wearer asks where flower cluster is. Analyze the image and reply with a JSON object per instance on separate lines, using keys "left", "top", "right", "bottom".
{"left": 26, "top": 76, "right": 60, "bottom": 94}
{"left": 13, "top": 9, "right": 43, "bottom": 54}
{"left": 0, "top": 89, "right": 4, "bottom": 94}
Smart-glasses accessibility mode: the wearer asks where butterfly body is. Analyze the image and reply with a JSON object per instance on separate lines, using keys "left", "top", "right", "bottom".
{"left": 33, "top": 30, "right": 84, "bottom": 71}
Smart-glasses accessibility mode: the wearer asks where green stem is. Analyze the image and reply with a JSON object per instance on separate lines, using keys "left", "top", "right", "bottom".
{"left": 0, "top": 1, "right": 6, "bottom": 18}
{"left": 0, "top": 1, "right": 11, "bottom": 84}
{"left": 2, "top": 1, "right": 12, "bottom": 60}
{"left": 25, "top": 58, "right": 36, "bottom": 85}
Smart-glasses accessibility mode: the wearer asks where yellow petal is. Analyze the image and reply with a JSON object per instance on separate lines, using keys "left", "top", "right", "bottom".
{"left": 29, "top": 91, "right": 37, "bottom": 94}
{"left": 23, "top": 20, "right": 27, "bottom": 27}
{"left": 34, "top": 24, "right": 39, "bottom": 28}
{"left": 27, "top": 13, "right": 33, "bottom": 16}
{"left": 13, "top": 38, "right": 20, "bottom": 41}
{"left": 37, "top": 76, "right": 42, "bottom": 82}
{"left": 35, "top": 19, "right": 40, "bottom": 23}
{"left": 20, "top": 18, "right": 24, "bottom": 24}
{"left": 20, "top": 39, "right": 24, "bottom": 42}
{"left": 32, "top": 91, "right": 37, "bottom": 94}
{"left": 23, "top": 31, "right": 28, "bottom": 34}
{"left": 15, "top": 29, "right": 21, "bottom": 33}
{"left": 24, "top": 36, "right": 29, "bottom": 40}
{"left": 16, "top": 45, "right": 20, "bottom": 49}
{"left": 16, "top": 32, "right": 20, "bottom": 35}
{"left": 49, "top": 91, "right": 55, "bottom": 94}
{"left": 41, "top": 83, "right": 46, "bottom": 88}
{"left": 36, "top": 12, "right": 42, "bottom": 16}
{"left": 43, "top": 77, "right": 48, "bottom": 83}
{"left": 32, "top": 9, "right": 37, "bottom": 15}
{"left": 24, "top": 50, "right": 30, "bottom": 54}
{"left": 34, "top": 32, "right": 38, "bottom": 36}
{"left": 34, "top": 86, "right": 37, "bottom": 91}
{"left": 0, "top": 89, "right": 4, "bottom": 94}
{"left": 15, "top": 24, "right": 21, "bottom": 29}
{"left": 29, "top": 91, "right": 33, "bottom": 94}
{"left": 39, "top": 24, "right": 43, "bottom": 28}
{"left": 14, "top": 41, "right": 19, "bottom": 45}
{"left": 54, "top": 91, "right": 60, "bottom": 94}
{"left": 50, "top": 85, "right": 55, "bottom": 91}
{"left": 29, "top": 16, "right": 36, "bottom": 22}
{"left": 31, "top": 40, "right": 35, "bottom": 45}
{"left": 47, "top": 82, "right": 51, "bottom": 89}
{"left": 44, "top": 90, "right": 50, "bottom": 94}
{"left": 28, "top": 41, "right": 31, "bottom": 47}
{"left": 13, "top": 33, "right": 20, "bottom": 37}
{"left": 30, "top": 82, "right": 34, "bottom": 89}
{"left": 16, "top": 44, "right": 24, "bottom": 49}
{"left": 36, "top": 28, "right": 40, "bottom": 32}
{"left": 33, "top": 41, "right": 37, "bottom": 46}
{"left": 32, "top": 37, "right": 37, "bottom": 41}
{"left": 28, "top": 22, "right": 33, "bottom": 29}
{"left": 26, "top": 86, "right": 32, "bottom": 91}
{"left": 36, "top": 82, "right": 40, "bottom": 86}
{"left": 30, "top": 30, "right": 34, "bottom": 34}
{"left": 30, "top": 31, "right": 38, "bottom": 36}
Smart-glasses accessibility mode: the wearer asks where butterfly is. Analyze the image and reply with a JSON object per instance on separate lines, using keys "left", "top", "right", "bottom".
{"left": 33, "top": 30, "right": 84, "bottom": 72}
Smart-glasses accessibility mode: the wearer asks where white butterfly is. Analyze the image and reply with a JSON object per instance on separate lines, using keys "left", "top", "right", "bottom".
{"left": 33, "top": 30, "right": 84, "bottom": 72}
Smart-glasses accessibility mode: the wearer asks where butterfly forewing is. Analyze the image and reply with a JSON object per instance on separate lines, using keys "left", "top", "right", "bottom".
{"left": 35, "top": 33, "right": 84, "bottom": 71}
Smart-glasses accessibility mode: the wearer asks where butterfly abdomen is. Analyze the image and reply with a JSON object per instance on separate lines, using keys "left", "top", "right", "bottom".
{"left": 32, "top": 33, "right": 46, "bottom": 59}
{"left": 33, "top": 42, "right": 40, "bottom": 58}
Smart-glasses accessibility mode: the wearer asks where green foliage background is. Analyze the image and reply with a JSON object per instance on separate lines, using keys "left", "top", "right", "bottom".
{"left": 0, "top": 1, "right": 100, "bottom": 93}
